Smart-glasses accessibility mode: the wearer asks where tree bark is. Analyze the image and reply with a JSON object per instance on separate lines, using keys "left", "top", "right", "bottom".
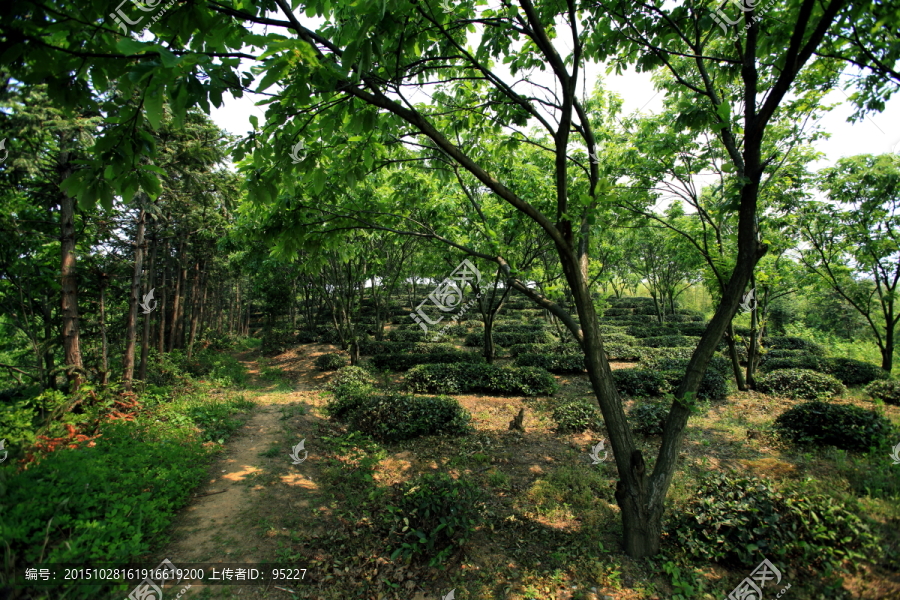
{"left": 169, "top": 238, "right": 185, "bottom": 351}
{"left": 187, "top": 259, "right": 202, "bottom": 359}
{"left": 139, "top": 234, "right": 157, "bottom": 382}
{"left": 158, "top": 241, "right": 168, "bottom": 354}
{"left": 58, "top": 160, "right": 84, "bottom": 391}
{"left": 726, "top": 322, "right": 747, "bottom": 391}
{"left": 98, "top": 271, "right": 110, "bottom": 386}
{"left": 122, "top": 207, "right": 146, "bottom": 391}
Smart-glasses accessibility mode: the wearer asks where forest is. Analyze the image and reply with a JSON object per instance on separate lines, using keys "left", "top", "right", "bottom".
{"left": 0, "top": 0, "right": 899, "bottom": 598}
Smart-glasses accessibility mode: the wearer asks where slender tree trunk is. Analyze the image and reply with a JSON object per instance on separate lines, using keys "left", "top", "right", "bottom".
{"left": 169, "top": 239, "right": 185, "bottom": 351}
{"left": 726, "top": 322, "right": 747, "bottom": 391}
{"left": 59, "top": 161, "right": 84, "bottom": 391}
{"left": 139, "top": 235, "right": 157, "bottom": 382}
{"left": 745, "top": 281, "right": 760, "bottom": 387}
{"left": 187, "top": 259, "right": 202, "bottom": 359}
{"left": 122, "top": 207, "right": 146, "bottom": 391}
{"left": 99, "top": 272, "right": 110, "bottom": 386}
{"left": 158, "top": 241, "right": 168, "bottom": 354}
{"left": 882, "top": 323, "right": 894, "bottom": 373}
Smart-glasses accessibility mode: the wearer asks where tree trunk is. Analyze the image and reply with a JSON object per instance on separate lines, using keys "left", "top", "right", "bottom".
{"left": 726, "top": 322, "right": 747, "bottom": 391}
{"left": 169, "top": 239, "right": 185, "bottom": 351}
{"left": 122, "top": 207, "right": 146, "bottom": 391}
{"left": 139, "top": 235, "right": 157, "bottom": 382}
{"left": 187, "top": 259, "right": 201, "bottom": 359}
{"left": 59, "top": 161, "right": 84, "bottom": 391}
{"left": 482, "top": 318, "right": 495, "bottom": 363}
{"left": 99, "top": 272, "right": 110, "bottom": 386}
{"left": 158, "top": 242, "right": 168, "bottom": 354}
{"left": 882, "top": 324, "right": 894, "bottom": 373}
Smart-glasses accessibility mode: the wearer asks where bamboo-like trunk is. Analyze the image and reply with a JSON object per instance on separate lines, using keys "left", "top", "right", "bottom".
{"left": 59, "top": 159, "right": 84, "bottom": 391}
{"left": 139, "top": 235, "right": 157, "bottom": 382}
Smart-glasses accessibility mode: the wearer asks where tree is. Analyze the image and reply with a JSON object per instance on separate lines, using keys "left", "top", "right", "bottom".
{"left": 799, "top": 154, "right": 900, "bottom": 372}
{"left": 5, "top": 0, "right": 898, "bottom": 559}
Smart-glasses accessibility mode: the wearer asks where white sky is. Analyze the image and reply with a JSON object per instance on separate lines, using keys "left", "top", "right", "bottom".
{"left": 209, "top": 8, "right": 900, "bottom": 175}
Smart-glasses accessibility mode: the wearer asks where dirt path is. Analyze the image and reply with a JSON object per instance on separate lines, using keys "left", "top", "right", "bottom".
{"left": 155, "top": 344, "right": 342, "bottom": 599}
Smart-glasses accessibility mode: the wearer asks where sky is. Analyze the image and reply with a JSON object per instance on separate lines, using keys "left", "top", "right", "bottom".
{"left": 208, "top": 14, "right": 900, "bottom": 177}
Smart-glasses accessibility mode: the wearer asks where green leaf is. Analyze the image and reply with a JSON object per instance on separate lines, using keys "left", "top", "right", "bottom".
{"left": 145, "top": 88, "right": 164, "bottom": 130}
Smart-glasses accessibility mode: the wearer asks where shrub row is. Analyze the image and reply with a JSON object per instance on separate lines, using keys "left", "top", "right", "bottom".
{"left": 508, "top": 343, "right": 580, "bottom": 358}
{"left": 639, "top": 335, "right": 700, "bottom": 348}
{"left": 515, "top": 352, "right": 585, "bottom": 374}
{"left": 613, "top": 359, "right": 730, "bottom": 401}
{"left": 775, "top": 400, "right": 896, "bottom": 452}
{"left": 759, "top": 356, "right": 888, "bottom": 386}
{"left": 370, "top": 351, "right": 484, "bottom": 371}
{"left": 464, "top": 330, "right": 556, "bottom": 347}
{"left": 864, "top": 379, "right": 900, "bottom": 405}
{"left": 405, "top": 363, "right": 558, "bottom": 396}
{"left": 756, "top": 368, "right": 846, "bottom": 400}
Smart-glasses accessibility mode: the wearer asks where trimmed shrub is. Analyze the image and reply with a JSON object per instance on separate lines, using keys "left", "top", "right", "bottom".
{"left": 315, "top": 353, "right": 348, "bottom": 371}
{"left": 756, "top": 368, "right": 845, "bottom": 400}
{"left": 627, "top": 325, "right": 680, "bottom": 338}
{"left": 758, "top": 354, "right": 827, "bottom": 373}
{"left": 327, "top": 365, "right": 377, "bottom": 389}
{"left": 345, "top": 392, "right": 474, "bottom": 442}
{"left": 864, "top": 379, "right": 900, "bottom": 405}
{"left": 612, "top": 369, "right": 666, "bottom": 397}
{"left": 822, "top": 358, "right": 889, "bottom": 386}
{"left": 388, "top": 329, "right": 430, "bottom": 343}
{"left": 493, "top": 323, "right": 548, "bottom": 333}
{"left": 405, "top": 363, "right": 558, "bottom": 396}
{"left": 674, "top": 323, "right": 708, "bottom": 337}
{"left": 359, "top": 340, "right": 412, "bottom": 355}
{"left": 775, "top": 400, "right": 896, "bottom": 452}
{"left": 464, "top": 330, "right": 556, "bottom": 347}
{"left": 508, "top": 343, "right": 580, "bottom": 358}
{"left": 765, "top": 336, "right": 826, "bottom": 356}
{"left": 600, "top": 331, "right": 638, "bottom": 345}
{"left": 371, "top": 351, "right": 484, "bottom": 371}
{"left": 515, "top": 352, "right": 585, "bottom": 374}
{"left": 637, "top": 346, "right": 696, "bottom": 364}
{"left": 629, "top": 401, "right": 669, "bottom": 435}
{"left": 668, "top": 473, "right": 878, "bottom": 569}
{"left": 644, "top": 356, "right": 731, "bottom": 401}
{"left": 604, "top": 343, "right": 642, "bottom": 361}
{"left": 639, "top": 335, "right": 699, "bottom": 348}
{"left": 385, "top": 473, "right": 482, "bottom": 566}
{"left": 608, "top": 296, "right": 656, "bottom": 308}
{"left": 552, "top": 399, "right": 603, "bottom": 433}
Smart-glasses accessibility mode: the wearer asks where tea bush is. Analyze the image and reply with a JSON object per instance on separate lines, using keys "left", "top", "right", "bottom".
{"left": 315, "top": 352, "right": 348, "bottom": 371}
{"left": 765, "top": 335, "right": 826, "bottom": 355}
{"left": 637, "top": 346, "right": 696, "bottom": 363}
{"left": 758, "top": 354, "right": 827, "bottom": 373}
{"left": 388, "top": 329, "right": 431, "bottom": 343}
{"left": 668, "top": 473, "right": 878, "bottom": 570}
{"left": 626, "top": 325, "right": 680, "bottom": 338}
{"left": 604, "top": 342, "right": 642, "bottom": 361}
{"left": 339, "top": 392, "right": 474, "bottom": 442}
{"left": 864, "top": 379, "right": 900, "bottom": 405}
{"left": 774, "top": 401, "right": 896, "bottom": 452}
{"left": 464, "top": 330, "right": 556, "bottom": 347}
{"left": 514, "top": 352, "right": 585, "bottom": 374}
{"left": 639, "top": 335, "right": 699, "bottom": 348}
{"left": 405, "top": 363, "right": 558, "bottom": 396}
{"left": 359, "top": 340, "right": 414, "bottom": 355}
{"left": 822, "top": 357, "right": 889, "bottom": 386}
{"left": 756, "top": 368, "right": 845, "bottom": 399}
{"left": 551, "top": 399, "right": 604, "bottom": 433}
{"left": 327, "top": 365, "right": 377, "bottom": 389}
{"left": 508, "top": 343, "right": 580, "bottom": 358}
{"left": 371, "top": 351, "right": 484, "bottom": 371}
{"left": 629, "top": 400, "right": 669, "bottom": 435}
{"left": 385, "top": 473, "right": 482, "bottom": 566}
{"left": 612, "top": 369, "right": 666, "bottom": 397}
